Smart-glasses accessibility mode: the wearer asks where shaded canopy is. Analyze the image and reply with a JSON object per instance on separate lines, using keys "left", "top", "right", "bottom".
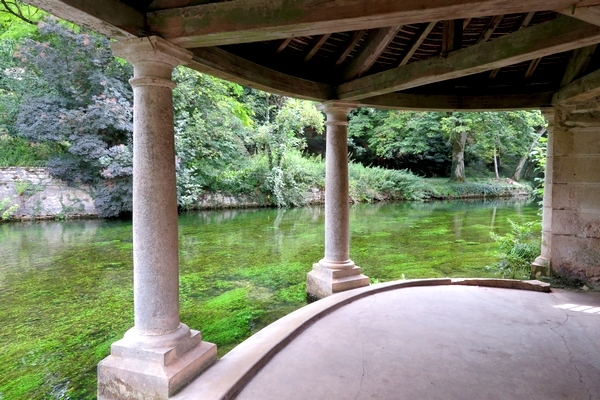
{"left": 23, "top": 0, "right": 600, "bottom": 110}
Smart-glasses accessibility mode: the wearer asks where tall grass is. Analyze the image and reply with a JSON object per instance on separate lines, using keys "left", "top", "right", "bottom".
{"left": 0, "top": 135, "right": 62, "bottom": 167}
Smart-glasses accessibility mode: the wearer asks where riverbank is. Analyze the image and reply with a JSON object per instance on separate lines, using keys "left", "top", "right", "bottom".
{"left": 0, "top": 167, "right": 532, "bottom": 221}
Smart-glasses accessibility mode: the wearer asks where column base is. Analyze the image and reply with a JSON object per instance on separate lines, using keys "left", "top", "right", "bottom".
{"left": 98, "top": 324, "right": 217, "bottom": 400}
{"left": 306, "top": 262, "right": 370, "bottom": 300}
{"left": 531, "top": 256, "right": 551, "bottom": 278}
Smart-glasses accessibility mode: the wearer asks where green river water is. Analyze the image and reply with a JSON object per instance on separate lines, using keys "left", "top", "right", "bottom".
{"left": 0, "top": 199, "right": 538, "bottom": 399}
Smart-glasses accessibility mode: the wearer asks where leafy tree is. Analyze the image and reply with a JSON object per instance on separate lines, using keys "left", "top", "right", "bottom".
{"left": 173, "top": 67, "right": 253, "bottom": 208}
{"left": 15, "top": 18, "right": 134, "bottom": 217}
{"left": 364, "top": 110, "right": 451, "bottom": 176}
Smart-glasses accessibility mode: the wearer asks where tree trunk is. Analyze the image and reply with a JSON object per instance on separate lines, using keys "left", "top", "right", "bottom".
{"left": 512, "top": 128, "right": 546, "bottom": 181}
{"left": 493, "top": 147, "right": 499, "bottom": 179}
{"left": 450, "top": 131, "right": 467, "bottom": 182}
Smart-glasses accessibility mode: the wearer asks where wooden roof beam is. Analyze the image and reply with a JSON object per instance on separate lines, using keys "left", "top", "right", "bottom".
{"left": 399, "top": 22, "right": 437, "bottom": 66}
{"left": 341, "top": 26, "right": 402, "bottom": 81}
{"left": 304, "top": 34, "right": 331, "bottom": 63}
{"left": 554, "top": 67, "right": 600, "bottom": 104}
{"left": 188, "top": 47, "right": 335, "bottom": 101}
{"left": 147, "top": 0, "right": 600, "bottom": 48}
{"left": 524, "top": 58, "right": 541, "bottom": 79}
{"left": 560, "top": 45, "right": 597, "bottom": 86}
{"left": 335, "top": 30, "right": 367, "bottom": 66}
{"left": 442, "top": 19, "right": 463, "bottom": 55}
{"left": 476, "top": 15, "right": 504, "bottom": 44}
{"left": 359, "top": 92, "right": 554, "bottom": 111}
{"left": 276, "top": 38, "right": 293, "bottom": 54}
{"left": 489, "top": 11, "right": 535, "bottom": 79}
{"left": 337, "top": 17, "right": 600, "bottom": 101}
{"left": 22, "top": 0, "right": 145, "bottom": 38}
{"left": 558, "top": 5, "right": 600, "bottom": 26}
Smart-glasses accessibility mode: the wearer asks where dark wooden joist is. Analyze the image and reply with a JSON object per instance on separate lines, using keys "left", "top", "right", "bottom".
{"left": 476, "top": 15, "right": 504, "bottom": 44}
{"left": 23, "top": 0, "right": 145, "bottom": 38}
{"left": 358, "top": 92, "right": 554, "bottom": 111}
{"left": 304, "top": 34, "right": 331, "bottom": 63}
{"left": 560, "top": 45, "right": 597, "bottom": 86}
{"left": 442, "top": 20, "right": 463, "bottom": 55}
{"left": 341, "top": 26, "right": 402, "bottom": 80}
{"left": 337, "top": 17, "right": 600, "bottom": 101}
{"left": 335, "top": 30, "right": 367, "bottom": 66}
{"left": 399, "top": 22, "right": 437, "bottom": 66}
{"left": 489, "top": 11, "right": 535, "bottom": 79}
{"left": 558, "top": 5, "right": 600, "bottom": 26}
{"left": 188, "top": 47, "right": 335, "bottom": 101}
{"left": 276, "top": 38, "right": 293, "bottom": 54}
{"left": 147, "top": 0, "right": 600, "bottom": 48}
{"left": 553, "top": 67, "right": 600, "bottom": 104}
{"left": 524, "top": 58, "right": 541, "bottom": 79}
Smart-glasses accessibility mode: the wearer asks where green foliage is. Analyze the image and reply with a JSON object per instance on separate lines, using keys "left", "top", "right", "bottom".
{"left": 0, "top": 196, "right": 18, "bottom": 220}
{"left": 350, "top": 109, "right": 546, "bottom": 181}
{"left": 349, "top": 163, "right": 428, "bottom": 202}
{"left": 14, "top": 18, "right": 134, "bottom": 217}
{"left": 173, "top": 67, "right": 253, "bottom": 209}
{"left": 425, "top": 178, "right": 531, "bottom": 199}
{"left": 0, "top": 135, "right": 62, "bottom": 166}
{"left": 490, "top": 220, "right": 540, "bottom": 279}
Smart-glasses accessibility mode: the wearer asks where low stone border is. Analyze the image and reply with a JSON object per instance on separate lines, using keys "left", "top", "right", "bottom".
{"left": 173, "top": 278, "right": 550, "bottom": 400}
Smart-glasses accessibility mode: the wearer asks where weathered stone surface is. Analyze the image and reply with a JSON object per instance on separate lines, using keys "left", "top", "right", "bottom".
{"left": 0, "top": 167, "right": 97, "bottom": 219}
{"left": 307, "top": 102, "right": 369, "bottom": 299}
{"left": 98, "top": 36, "right": 216, "bottom": 400}
{"left": 550, "top": 105, "right": 600, "bottom": 287}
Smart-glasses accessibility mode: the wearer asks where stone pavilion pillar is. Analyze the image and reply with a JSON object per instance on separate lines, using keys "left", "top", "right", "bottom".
{"left": 531, "top": 108, "right": 555, "bottom": 277}
{"left": 98, "top": 37, "right": 216, "bottom": 400}
{"left": 306, "top": 102, "right": 369, "bottom": 300}
{"left": 549, "top": 104, "right": 600, "bottom": 288}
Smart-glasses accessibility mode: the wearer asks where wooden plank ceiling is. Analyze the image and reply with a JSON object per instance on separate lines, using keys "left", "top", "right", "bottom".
{"left": 22, "top": 0, "right": 600, "bottom": 110}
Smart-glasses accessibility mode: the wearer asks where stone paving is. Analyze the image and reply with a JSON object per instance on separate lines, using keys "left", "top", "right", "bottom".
{"left": 177, "top": 282, "right": 600, "bottom": 400}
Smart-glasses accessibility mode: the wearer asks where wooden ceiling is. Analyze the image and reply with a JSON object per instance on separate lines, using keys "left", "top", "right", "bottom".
{"left": 23, "top": 0, "right": 600, "bottom": 110}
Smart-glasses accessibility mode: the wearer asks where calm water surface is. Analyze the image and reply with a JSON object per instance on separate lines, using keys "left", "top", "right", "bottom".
{"left": 0, "top": 199, "right": 538, "bottom": 399}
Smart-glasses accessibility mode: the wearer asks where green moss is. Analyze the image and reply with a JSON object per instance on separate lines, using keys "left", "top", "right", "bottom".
{"left": 0, "top": 200, "right": 539, "bottom": 399}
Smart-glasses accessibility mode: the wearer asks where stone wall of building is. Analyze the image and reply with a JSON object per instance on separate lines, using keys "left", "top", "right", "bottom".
{"left": 0, "top": 167, "right": 98, "bottom": 220}
{"left": 551, "top": 107, "right": 600, "bottom": 288}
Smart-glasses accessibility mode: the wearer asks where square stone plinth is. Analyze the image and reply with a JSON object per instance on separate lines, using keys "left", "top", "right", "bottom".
{"left": 98, "top": 330, "right": 216, "bottom": 400}
{"left": 307, "top": 263, "right": 370, "bottom": 300}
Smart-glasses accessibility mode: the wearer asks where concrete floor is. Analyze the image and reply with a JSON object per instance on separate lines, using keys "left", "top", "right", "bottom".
{"left": 175, "top": 282, "right": 600, "bottom": 400}
{"left": 237, "top": 286, "right": 600, "bottom": 400}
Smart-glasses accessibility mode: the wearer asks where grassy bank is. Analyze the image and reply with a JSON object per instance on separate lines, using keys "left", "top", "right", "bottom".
{"left": 184, "top": 152, "right": 533, "bottom": 210}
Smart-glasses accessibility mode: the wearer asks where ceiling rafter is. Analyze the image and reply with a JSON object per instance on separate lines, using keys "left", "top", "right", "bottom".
{"left": 476, "top": 15, "right": 504, "bottom": 44}
{"left": 188, "top": 47, "right": 335, "bottom": 101}
{"left": 303, "top": 34, "right": 331, "bottom": 63}
{"left": 489, "top": 11, "right": 535, "bottom": 79}
{"left": 147, "top": 0, "right": 600, "bottom": 48}
{"left": 337, "top": 16, "right": 600, "bottom": 100}
{"left": 341, "top": 26, "right": 403, "bottom": 81}
{"left": 560, "top": 45, "right": 598, "bottom": 87}
{"left": 23, "top": 0, "right": 145, "bottom": 38}
{"left": 359, "top": 92, "right": 554, "bottom": 111}
{"left": 399, "top": 22, "right": 438, "bottom": 66}
{"left": 554, "top": 67, "right": 600, "bottom": 104}
{"left": 276, "top": 38, "right": 293, "bottom": 54}
{"left": 335, "top": 30, "right": 367, "bottom": 66}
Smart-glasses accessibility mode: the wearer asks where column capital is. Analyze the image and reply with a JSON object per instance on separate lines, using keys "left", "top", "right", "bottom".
{"left": 317, "top": 101, "right": 357, "bottom": 124}
{"left": 111, "top": 36, "right": 193, "bottom": 69}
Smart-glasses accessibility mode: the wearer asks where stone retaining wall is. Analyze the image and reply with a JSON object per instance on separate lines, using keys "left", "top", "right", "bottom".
{"left": 0, "top": 167, "right": 98, "bottom": 220}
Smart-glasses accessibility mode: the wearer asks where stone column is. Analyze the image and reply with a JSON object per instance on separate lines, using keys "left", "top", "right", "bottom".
{"left": 550, "top": 104, "right": 600, "bottom": 289}
{"left": 98, "top": 37, "right": 216, "bottom": 400}
{"left": 531, "top": 108, "right": 555, "bottom": 277}
{"left": 306, "top": 102, "right": 369, "bottom": 300}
